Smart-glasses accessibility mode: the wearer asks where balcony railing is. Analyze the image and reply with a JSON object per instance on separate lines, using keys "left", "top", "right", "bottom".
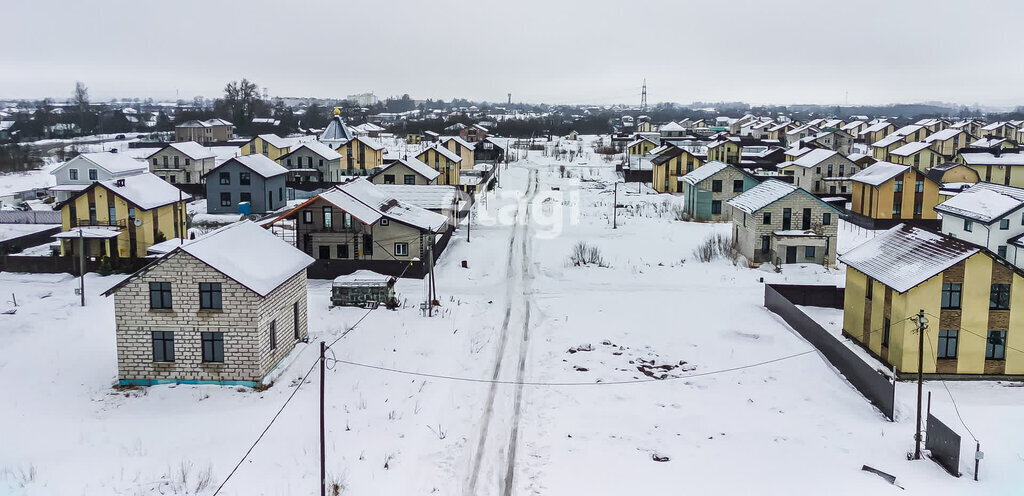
{"left": 70, "top": 218, "right": 127, "bottom": 229}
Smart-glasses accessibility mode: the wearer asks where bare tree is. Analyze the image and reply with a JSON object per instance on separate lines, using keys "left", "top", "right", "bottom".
{"left": 223, "top": 78, "right": 261, "bottom": 126}
{"left": 72, "top": 81, "right": 89, "bottom": 134}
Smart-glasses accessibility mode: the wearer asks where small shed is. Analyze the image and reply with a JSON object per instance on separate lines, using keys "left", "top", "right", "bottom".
{"left": 332, "top": 270, "right": 396, "bottom": 307}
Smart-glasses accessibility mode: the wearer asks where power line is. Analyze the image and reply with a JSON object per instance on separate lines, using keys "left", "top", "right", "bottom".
{"left": 921, "top": 326, "right": 979, "bottom": 442}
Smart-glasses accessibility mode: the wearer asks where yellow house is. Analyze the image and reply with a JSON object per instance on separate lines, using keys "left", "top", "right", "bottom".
{"left": 442, "top": 136, "right": 476, "bottom": 171}
{"left": 406, "top": 134, "right": 422, "bottom": 145}
{"left": 240, "top": 134, "right": 295, "bottom": 161}
{"left": 706, "top": 138, "right": 741, "bottom": 165}
{"left": 926, "top": 162, "right": 980, "bottom": 201}
{"left": 849, "top": 161, "right": 940, "bottom": 221}
{"left": 416, "top": 145, "right": 462, "bottom": 186}
{"left": 957, "top": 152, "right": 1024, "bottom": 187}
{"left": 57, "top": 172, "right": 190, "bottom": 259}
{"left": 980, "top": 121, "right": 1017, "bottom": 139}
{"left": 923, "top": 128, "right": 969, "bottom": 157}
{"left": 766, "top": 122, "right": 791, "bottom": 141}
{"left": 627, "top": 137, "right": 659, "bottom": 157}
{"left": 651, "top": 145, "right": 705, "bottom": 193}
{"left": 842, "top": 224, "right": 1024, "bottom": 376}
{"left": 636, "top": 121, "right": 655, "bottom": 133}
{"left": 335, "top": 136, "right": 386, "bottom": 176}
{"left": 860, "top": 121, "right": 895, "bottom": 144}
{"left": 871, "top": 134, "right": 907, "bottom": 161}
{"left": 888, "top": 141, "right": 945, "bottom": 170}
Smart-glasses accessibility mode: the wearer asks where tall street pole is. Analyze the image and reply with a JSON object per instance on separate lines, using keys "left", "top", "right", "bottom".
{"left": 913, "top": 309, "right": 928, "bottom": 460}
{"left": 79, "top": 229, "right": 86, "bottom": 307}
{"left": 320, "top": 341, "right": 326, "bottom": 496}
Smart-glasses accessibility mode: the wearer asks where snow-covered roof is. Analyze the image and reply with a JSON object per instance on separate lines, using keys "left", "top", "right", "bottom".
{"left": 659, "top": 121, "right": 685, "bottom": 132}
{"left": 308, "top": 178, "right": 448, "bottom": 231}
{"left": 923, "top": 128, "right": 963, "bottom": 143}
{"left": 374, "top": 184, "right": 460, "bottom": 210}
{"left": 969, "top": 137, "right": 1008, "bottom": 148}
{"left": 849, "top": 161, "right": 909, "bottom": 186}
{"left": 221, "top": 154, "right": 289, "bottom": 178}
{"left": 889, "top": 141, "right": 931, "bottom": 157}
{"left": 847, "top": 152, "right": 872, "bottom": 162}
{"left": 626, "top": 136, "right": 659, "bottom": 148}
{"left": 841, "top": 120, "right": 865, "bottom": 131}
{"left": 934, "top": 182, "right": 1024, "bottom": 223}
{"left": 378, "top": 158, "right": 441, "bottom": 181}
{"left": 441, "top": 136, "right": 475, "bottom": 150}
{"left": 871, "top": 133, "right": 907, "bottom": 148}
{"left": 681, "top": 161, "right": 731, "bottom": 186}
{"left": 256, "top": 134, "right": 294, "bottom": 149}
{"left": 333, "top": 270, "right": 393, "bottom": 287}
{"left": 351, "top": 136, "right": 386, "bottom": 151}
{"left": 840, "top": 224, "right": 979, "bottom": 294}
{"left": 177, "top": 118, "right": 232, "bottom": 128}
{"left": 727, "top": 180, "right": 799, "bottom": 214}
{"left": 981, "top": 121, "right": 1011, "bottom": 131}
{"left": 959, "top": 152, "right": 1024, "bottom": 166}
{"left": 149, "top": 220, "right": 314, "bottom": 297}
{"left": 97, "top": 172, "right": 191, "bottom": 210}
{"left": 286, "top": 141, "right": 342, "bottom": 161}
{"left": 53, "top": 226, "right": 122, "bottom": 239}
{"left": 859, "top": 121, "right": 892, "bottom": 135}
{"left": 54, "top": 152, "right": 148, "bottom": 176}
{"left": 147, "top": 141, "right": 216, "bottom": 160}
{"left": 418, "top": 144, "right": 462, "bottom": 163}
{"left": 791, "top": 148, "right": 838, "bottom": 167}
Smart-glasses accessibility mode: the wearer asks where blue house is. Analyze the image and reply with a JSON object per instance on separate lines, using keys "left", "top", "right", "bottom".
{"left": 680, "top": 161, "right": 759, "bottom": 221}
{"left": 204, "top": 155, "right": 288, "bottom": 215}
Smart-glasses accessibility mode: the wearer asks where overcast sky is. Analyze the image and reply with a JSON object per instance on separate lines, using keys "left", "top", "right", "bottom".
{"left": 3, "top": 0, "right": 1022, "bottom": 107}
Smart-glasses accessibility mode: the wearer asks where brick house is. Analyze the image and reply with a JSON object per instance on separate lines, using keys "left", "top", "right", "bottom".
{"left": 727, "top": 179, "right": 842, "bottom": 267}
{"left": 103, "top": 220, "right": 314, "bottom": 387}
{"left": 146, "top": 141, "right": 217, "bottom": 185}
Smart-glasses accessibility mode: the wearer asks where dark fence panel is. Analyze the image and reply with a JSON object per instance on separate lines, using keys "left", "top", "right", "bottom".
{"left": 306, "top": 259, "right": 426, "bottom": 280}
{"left": 768, "top": 284, "right": 845, "bottom": 308}
{"left": 926, "top": 413, "right": 962, "bottom": 477}
{"left": 764, "top": 284, "right": 895, "bottom": 420}
{"left": 0, "top": 211, "right": 62, "bottom": 224}
{"left": 0, "top": 255, "right": 148, "bottom": 275}
{"left": 0, "top": 226, "right": 61, "bottom": 254}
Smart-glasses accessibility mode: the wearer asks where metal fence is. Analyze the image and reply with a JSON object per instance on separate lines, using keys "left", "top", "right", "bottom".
{"left": 764, "top": 284, "right": 895, "bottom": 420}
{"left": 926, "top": 413, "right": 962, "bottom": 477}
{"left": 0, "top": 255, "right": 148, "bottom": 275}
{"left": 0, "top": 210, "right": 62, "bottom": 224}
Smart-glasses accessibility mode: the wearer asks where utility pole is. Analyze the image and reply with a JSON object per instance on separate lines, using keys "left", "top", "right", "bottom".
{"left": 320, "top": 341, "right": 326, "bottom": 496}
{"left": 428, "top": 242, "right": 436, "bottom": 316}
{"left": 79, "top": 229, "right": 85, "bottom": 307}
{"left": 467, "top": 199, "right": 472, "bottom": 243}
{"left": 912, "top": 309, "right": 928, "bottom": 460}
{"left": 613, "top": 182, "right": 618, "bottom": 229}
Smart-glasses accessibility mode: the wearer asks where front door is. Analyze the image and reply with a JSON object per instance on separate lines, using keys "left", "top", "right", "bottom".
{"left": 786, "top": 246, "right": 797, "bottom": 264}
{"left": 318, "top": 245, "right": 330, "bottom": 259}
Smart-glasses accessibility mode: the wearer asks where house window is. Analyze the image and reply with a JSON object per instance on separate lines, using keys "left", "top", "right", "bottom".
{"left": 893, "top": 203, "right": 902, "bottom": 216}
{"left": 185, "top": 158, "right": 190, "bottom": 166}
{"left": 168, "top": 175, "right": 176, "bottom": 184}
{"left": 805, "top": 246, "right": 815, "bottom": 258}
{"left": 882, "top": 317, "right": 891, "bottom": 347}
{"left": 760, "top": 235, "right": 770, "bottom": 254}
{"left": 733, "top": 179, "right": 744, "bottom": 192}
{"left": 1001, "top": 219, "right": 1010, "bottom": 230}
{"left": 894, "top": 180, "right": 903, "bottom": 193}
{"left": 151, "top": 331, "right": 174, "bottom": 362}
{"left": 220, "top": 192, "right": 231, "bottom": 207}
{"left": 249, "top": 143, "right": 256, "bottom": 154}
{"left": 383, "top": 174, "right": 396, "bottom": 184}
{"left": 711, "top": 201, "right": 722, "bottom": 215}
{"left": 998, "top": 245, "right": 1008, "bottom": 259}
{"left": 964, "top": 219, "right": 973, "bottom": 232}
{"left": 240, "top": 172, "right": 251, "bottom": 185}
{"left": 303, "top": 211, "right": 313, "bottom": 224}
{"left": 337, "top": 244, "right": 349, "bottom": 259}
{"left": 262, "top": 142, "right": 269, "bottom": 154}
{"left": 269, "top": 320, "right": 277, "bottom": 350}
{"left": 986, "top": 330, "right": 1007, "bottom": 360}
{"left": 941, "top": 283, "right": 962, "bottom": 309}
{"left": 202, "top": 332, "right": 224, "bottom": 362}
{"left": 822, "top": 212, "right": 832, "bottom": 225}
{"left": 404, "top": 175, "right": 416, "bottom": 185}
{"left": 914, "top": 202, "right": 922, "bottom": 216}
{"left": 839, "top": 164, "right": 845, "bottom": 176}
{"left": 240, "top": 192, "right": 251, "bottom": 203}
{"left": 763, "top": 212, "right": 771, "bottom": 224}
{"left": 149, "top": 282, "right": 172, "bottom": 309}
{"left": 293, "top": 302, "right": 301, "bottom": 340}
{"left": 173, "top": 156, "right": 179, "bottom": 167}
{"left": 153, "top": 158, "right": 158, "bottom": 166}
{"left": 395, "top": 242, "right": 409, "bottom": 256}
{"left": 827, "top": 164, "right": 833, "bottom": 176}
{"left": 88, "top": 169, "right": 98, "bottom": 180}
{"left": 323, "top": 207, "right": 332, "bottom": 228}
{"left": 990, "top": 284, "right": 1011, "bottom": 310}
{"left": 219, "top": 172, "right": 230, "bottom": 185}
{"left": 343, "top": 212, "right": 352, "bottom": 229}
{"left": 937, "top": 330, "right": 958, "bottom": 359}
{"left": 866, "top": 277, "right": 873, "bottom": 300}
{"left": 199, "top": 282, "right": 222, "bottom": 309}
{"left": 915, "top": 180, "right": 924, "bottom": 193}
{"left": 69, "top": 169, "right": 79, "bottom": 180}
{"left": 163, "top": 156, "right": 170, "bottom": 166}
{"left": 380, "top": 218, "right": 389, "bottom": 226}
{"left": 711, "top": 180, "right": 722, "bottom": 192}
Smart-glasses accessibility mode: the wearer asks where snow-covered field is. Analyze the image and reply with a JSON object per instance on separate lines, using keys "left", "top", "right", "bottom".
{"left": 1, "top": 137, "right": 1023, "bottom": 495}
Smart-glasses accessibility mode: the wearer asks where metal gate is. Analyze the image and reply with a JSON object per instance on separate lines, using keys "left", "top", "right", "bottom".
{"left": 926, "top": 413, "right": 962, "bottom": 477}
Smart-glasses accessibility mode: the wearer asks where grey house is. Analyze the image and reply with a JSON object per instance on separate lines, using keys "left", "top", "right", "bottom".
{"left": 204, "top": 154, "right": 288, "bottom": 215}
{"left": 103, "top": 220, "right": 314, "bottom": 387}
{"left": 680, "top": 161, "right": 759, "bottom": 221}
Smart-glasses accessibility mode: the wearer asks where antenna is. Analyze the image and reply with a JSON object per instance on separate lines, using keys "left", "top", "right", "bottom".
{"left": 641, "top": 79, "right": 648, "bottom": 113}
{"left": 508, "top": 93, "right": 512, "bottom": 105}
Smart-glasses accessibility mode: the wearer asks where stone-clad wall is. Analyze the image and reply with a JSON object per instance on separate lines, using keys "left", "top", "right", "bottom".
{"left": 257, "top": 270, "right": 309, "bottom": 376}
{"left": 114, "top": 250, "right": 307, "bottom": 384}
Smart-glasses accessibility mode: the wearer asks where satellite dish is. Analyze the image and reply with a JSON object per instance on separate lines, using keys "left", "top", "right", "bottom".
{"left": 134, "top": 219, "right": 143, "bottom": 227}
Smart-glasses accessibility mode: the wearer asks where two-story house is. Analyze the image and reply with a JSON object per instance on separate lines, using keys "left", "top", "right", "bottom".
{"left": 175, "top": 119, "right": 233, "bottom": 143}
{"left": 957, "top": 151, "right": 1024, "bottom": 187}
{"left": 49, "top": 151, "right": 148, "bottom": 202}
{"left": 335, "top": 136, "right": 385, "bottom": 176}
{"left": 102, "top": 220, "right": 313, "bottom": 386}
{"left": 240, "top": 134, "right": 301, "bottom": 161}
{"left": 371, "top": 158, "right": 440, "bottom": 185}
{"left": 706, "top": 137, "right": 741, "bottom": 165}
{"left": 271, "top": 178, "right": 448, "bottom": 262}
{"left": 146, "top": 142, "right": 216, "bottom": 186}
{"left": 935, "top": 182, "right": 1024, "bottom": 266}
{"left": 680, "top": 161, "right": 759, "bottom": 221}
{"left": 782, "top": 148, "right": 859, "bottom": 195}
{"left": 888, "top": 141, "right": 945, "bottom": 170}
{"left": 651, "top": 145, "right": 705, "bottom": 193}
{"left": 859, "top": 121, "right": 895, "bottom": 144}
{"left": 849, "top": 161, "right": 941, "bottom": 228}
{"left": 204, "top": 155, "right": 289, "bottom": 214}
{"left": 416, "top": 145, "right": 463, "bottom": 186}
{"left": 923, "top": 128, "right": 970, "bottom": 158}
{"left": 57, "top": 172, "right": 190, "bottom": 259}
{"left": 841, "top": 223, "right": 1024, "bottom": 376}
{"left": 278, "top": 141, "right": 342, "bottom": 183}
{"left": 442, "top": 136, "right": 476, "bottom": 171}
{"left": 727, "top": 179, "right": 841, "bottom": 266}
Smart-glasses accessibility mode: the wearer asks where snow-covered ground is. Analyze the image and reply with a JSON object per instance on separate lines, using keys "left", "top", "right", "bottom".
{"left": 1, "top": 136, "right": 1022, "bottom": 495}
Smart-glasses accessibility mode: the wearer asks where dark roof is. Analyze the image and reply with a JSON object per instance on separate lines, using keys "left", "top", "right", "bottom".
{"left": 926, "top": 161, "right": 976, "bottom": 184}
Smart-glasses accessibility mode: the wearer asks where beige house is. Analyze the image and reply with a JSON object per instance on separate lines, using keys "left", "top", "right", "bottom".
{"left": 728, "top": 179, "right": 841, "bottom": 267}
{"left": 146, "top": 141, "right": 217, "bottom": 185}
{"left": 104, "top": 220, "right": 314, "bottom": 387}
{"left": 175, "top": 119, "right": 234, "bottom": 143}
{"left": 781, "top": 148, "right": 860, "bottom": 195}
{"left": 278, "top": 141, "right": 343, "bottom": 183}
{"left": 371, "top": 158, "right": 440, "bottom": 185}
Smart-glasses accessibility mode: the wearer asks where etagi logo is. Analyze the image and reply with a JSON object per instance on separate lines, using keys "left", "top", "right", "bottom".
{"left": 471, "top": 183, "right": 581, "bottom": 239}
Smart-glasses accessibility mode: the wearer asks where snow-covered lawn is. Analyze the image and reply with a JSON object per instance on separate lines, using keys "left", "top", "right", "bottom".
{"left": 1, "top": 138, "right": 1023, "bottom": 495}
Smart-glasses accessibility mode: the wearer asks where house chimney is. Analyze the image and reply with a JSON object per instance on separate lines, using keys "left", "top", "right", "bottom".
{"left": 115, "top": 178, "right": 126, "bottom": 187}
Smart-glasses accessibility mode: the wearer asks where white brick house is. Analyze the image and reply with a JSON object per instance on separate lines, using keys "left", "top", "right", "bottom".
{"left": 104, "top": 220, "right": 314, "bottom": 387}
